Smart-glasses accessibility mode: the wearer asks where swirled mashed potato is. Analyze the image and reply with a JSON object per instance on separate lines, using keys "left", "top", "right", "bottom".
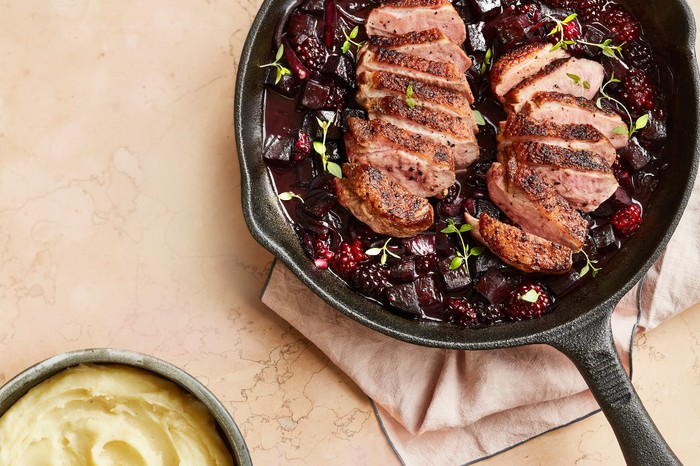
{"left": 0, "top": 364, "right": 234, "bottom": 466}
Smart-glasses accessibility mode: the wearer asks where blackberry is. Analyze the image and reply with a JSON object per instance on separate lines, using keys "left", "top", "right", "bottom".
{"left": 330, "top": 240, "right": 367, "bottom": 277}
{"left": 415, "top": 254, "right": 438, "bottom": 275}
{"left": 505, "top": 283, "right": 552, "bottom": 320}
{"left": 446, "top": 298, "right": 478, "bottom": 326}
{"left": 351, "top": 262, "right": 390, "bottom": 298}
{"left": 625, "top": 40, "right": 654, "bottom": 71}
{"left": 541, "top": 0, "right": 575, "bottom": 9}
{"left": 602, "top": 5, "right": 641, "bottom": 44}
{"left": 610, "top": 203, "right": 643, "bottom": 236}
{"left": 620, "top": 69, "right": 656, "bottom": 113}
{"left": 576, "top": 0, "right": 606, "bottom": 22}
{"left": 477, "top": 303, "right": 506, "bottom": 326}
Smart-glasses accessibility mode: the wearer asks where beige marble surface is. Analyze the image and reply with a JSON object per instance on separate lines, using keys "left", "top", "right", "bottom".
{"left": 0, "top": 1, "right": 699, "bottom": 465}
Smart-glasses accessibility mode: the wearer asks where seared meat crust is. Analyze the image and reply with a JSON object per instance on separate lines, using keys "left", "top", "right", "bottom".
{"left": 334, "top": 163, "right": 434, "bottom": 237}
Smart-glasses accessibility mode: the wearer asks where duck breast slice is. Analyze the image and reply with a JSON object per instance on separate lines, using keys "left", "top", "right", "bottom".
{"left": 366, "top": 0, "right": 466, "bottom": 45}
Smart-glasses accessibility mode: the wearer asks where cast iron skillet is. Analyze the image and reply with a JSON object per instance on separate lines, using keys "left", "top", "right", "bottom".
{"left": 235, "top": 1, "right": 699, "bottom": 463}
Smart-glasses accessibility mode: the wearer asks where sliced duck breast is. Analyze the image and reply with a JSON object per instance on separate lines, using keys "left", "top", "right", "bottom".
{"left": 524, "top": 92, "right": 629, "bottom": 149}
{"left": 366, "top": 96, "right": 479, "bottom": 170}
{"left": 366, "top": 0, "right": 467, "bottom": 45}
{"left": 490, "top": 42, "right": 569, "bottom": 101}
{"left": 500, "top": 142, "right": 619, "bottom": 212}
{"left": 505, "top": 57, "right": 605, "bottom": 112}
{"left": 487, "top": 161, "right": 588, "bottom": 251}
{"left": 369, "top": 29, "right": 472, "bottom": 73}
{"left": 356, "top": 71, "right": 478, "bottom": 131}
{"left": 345, "top": 118, "right": 455, "bottom": 198}
{"left": 497, "top": 111, "right": 617, "bottom": 166}
{"left": 334, "top": 163, "right": 434, "bottom": 237}
{"left": 357, "top": 45, "right": 473, "bottom": 99}
{"left": 470, "top": 212, "right": 573, "bottom": 274}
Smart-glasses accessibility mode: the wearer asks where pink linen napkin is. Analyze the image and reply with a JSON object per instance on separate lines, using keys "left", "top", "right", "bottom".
{"left": 260, "top": 178, "right": 700, "bottom": 465}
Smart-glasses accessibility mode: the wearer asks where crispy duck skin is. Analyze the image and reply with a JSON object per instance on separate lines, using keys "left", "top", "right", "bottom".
{"left": 525, "top": 92, "right": 629, "bottom": 149}
{"left": 356, "top": 45, "right": 473, "bottom": 98}
{"left": 356, "top": 71, "right": 478, "bottom": 131}
{"left": 475, "top": 213, "right": 573, "bottom": 274}
{"left": 504, "top": 57, "right": 605, "bottom": 112}
{"left": 500, "top": 142, "right": 619, "bottom": 212}
{"left": 345, "top": 117, "right": 455, "bottom": 198}
{"left": 365, "top": 96, "right": 479, "bottom": 170}
{"left": 365, "top": 0, "right": 467, "bottom": 45}
{"left": 490, "top": 42, "right": 569, "bottom": 101}
{"left": 334, "top": 163, "right": 434, "bottom": 237}
{"left": 497, "top": 111, "right": 617, "bottom": 166}
{"left": 369, "top": 29, "right": 472, "bottom": 72}
{"left": 487, "top": 162, "right": 588, "bottom": 251}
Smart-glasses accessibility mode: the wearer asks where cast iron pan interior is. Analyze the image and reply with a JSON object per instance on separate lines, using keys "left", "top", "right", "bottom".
{"left": 236, "top": 1, "right": 699, "bottom": 463}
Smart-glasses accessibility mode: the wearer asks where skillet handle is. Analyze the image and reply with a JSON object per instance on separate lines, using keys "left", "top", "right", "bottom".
{"left": 548, "top": 307, "right": 681, "bottom": 466}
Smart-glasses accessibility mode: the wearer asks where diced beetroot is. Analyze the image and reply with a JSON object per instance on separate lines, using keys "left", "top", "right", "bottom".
{"left": 469, "top": 0, "right": 501, "bottom": 20}
{"left": 474, "top": 251, "right": 504, "bottom": 275}
{"left": 386, "top": 282, "right": 422, "bottom": 315}
{"left": 438, "top": 257, "right": 472, "bottom": 292}
{"left": 545, "top": 270, "right": 580, "bottom": 295}
{"left": 263, "top": 135, "right": 294, "bottom": 165}
{"left": 324, "top": 0, "right": 338, "bottom": 48}
{"left": 266, "top": 70, "right": 298, "bottom": 98}
{"left": 322, "top": 54, "right": 356, "bottom": 87}
{"left": 619, "top": 138, "right": 652, "bottom": 170}
{"left": 490, "top": 13, "right": 533, "bottom": 50}
{"left": 283, "top": 38, "right": 311, "bottom": 80}
{"left": 287, "top": 12, "right": 318, "bottom": 38}
{"left": 300, "top": 189, "right": 337, "bottom": 218}
{"left": 414, "top": 276, "right": 443, "bottom": 307}
{"left": 475, "top": 269, "right": 514, "bottom": 304}
{"left": 591, "top": 224, "right": 618, "bottom": 252}
{"left": 390, "top": 259, "right": 417, "bottom": 283}
{"left": 298, "top": 79, "right": 330, "bottom": 110}
{"left": 639, "top": 109, "right": 667, "bottom": 144}
{"left": 467, "top": 22, "right": 488, "bottom": 53}
{"left": 402, "top": 234, "right": 437, "bottom": 256}
{"left": 435, "top": 232, "right": 453, "bottom": 255}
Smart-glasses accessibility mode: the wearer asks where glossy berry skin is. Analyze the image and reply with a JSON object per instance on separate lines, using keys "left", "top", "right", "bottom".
{"left": 610, "top": 203, "right": 643, "bottom": 236}
{"left": 330, "top": 240, "right": 367, "bottom": 277}
{"left": 602, "top": 5, "right": 641, "bottom": 44}
{"left": 293, "top": 131, "right": 312, "bottom": 161}
{"left": 576, "top": 0, "right": 606, "bottom": 22}
{"left": 446, "top": 298, "right": 478, "bottom": 326}
{"left": 505, "top": 283, "right": 552, "bottom": 320}
{"left": 620, "top": 69, "right": 656, "bottom": 113}
{"left": 625, "top": 40, "right": 655, "bottom": 71}
{"left": 351, "top": 262, "right": 390, "bottom": 298}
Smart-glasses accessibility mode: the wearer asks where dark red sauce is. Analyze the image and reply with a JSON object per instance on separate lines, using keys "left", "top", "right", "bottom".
{"left": 261, "top": 0, "right": 669, "bottom": 327}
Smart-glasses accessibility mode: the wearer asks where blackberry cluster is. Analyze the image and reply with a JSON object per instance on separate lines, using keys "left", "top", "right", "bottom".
{"left": 620, "top": 69, "right": 656, "bottom": 113}
{"left": 505, "top": 283, "right": 552, "bottom": 320}
{"left": 610, "top": 204, "right": 643, "bottom": 236}
{"left": 602, "top": 5, "right": 640, "bottom": 44}
{"left": 330, "top": 240, "right": 368, "bottom": 277}
{"left": 576, "top": 0, "right": 607, "bottom": 22}
{"left": 351, "top": 262, "right": 391, "bottom": 298}
{"left": 446, "top": 298, "right": 478, "bottom": 326}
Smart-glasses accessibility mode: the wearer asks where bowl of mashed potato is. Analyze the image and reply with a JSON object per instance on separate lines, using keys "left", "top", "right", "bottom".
{"left": 0, "top": 348, "right": 252, "bottom": 466}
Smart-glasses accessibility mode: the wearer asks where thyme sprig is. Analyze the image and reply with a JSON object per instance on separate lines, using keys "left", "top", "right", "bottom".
{"left": 406, "top": 84, "right": 415, "bottom": 109}
{"left": 520, "top": 289, "right": 541, "bottom": 303}
{"left": 313, "top": 118, "right": 343, "bottom": 178}
{"left": 567, "top": 73, "right": 591, "bottom": 90}
{"left": 341, "top": 26, "right": 365, "bottom": 55}
{"left": 259, "top": 44, "right": 291, "bottom": 85}
{"left": 547, "top": 13, "right": 578, "bottom": 51}
{"left": 597, "top": 73, "right": 649, "bottom": 137}
{"left": 579, "top": 250, "right": 602, "bottom": 278}
{"left": 277, "top": 191, "right": 304, "bottom": 203}
{"left": 577, "top": 38, "right": 624, "bottom": 59}
{"left": 480, "top": 47, "right": 493, "bottom": 75}
{"left": 472, "top": 109, "right": 486, "bottom": 126}
{"left": 366, "top": 238, "right": 400, "bottom": 266}
{"left": 440, "top": 219, "right": 485, "bottom": 276}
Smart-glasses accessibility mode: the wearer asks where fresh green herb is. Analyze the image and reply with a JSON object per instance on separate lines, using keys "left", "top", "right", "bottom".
{"left": 277, "top": 191, "right": 304, "bottom": 203}
{"left": 341, "top": 26, "right": 365, "bottom": 55}
{"left": 577, "top": 38, "right": 624, "bottom": 59}
{"left": 259, "top": 44, "right": 291, "bottom": 85}
{"left": 472, "top": 109, "right": 486, "bottom": 126}
{"left": 597, "top": 73, "right": 649, "bottom": 136}
{"left": 406, "top": 84, "right": 415, "bottom": 109}
{"left": 547, "top": 13, "right": 578, "bottom": 51}
{"left": 365, "top": 238, "right": 400, "bottom": 266}
{"left": 520, "top": 289, "right": 541, "bottom": 303}
{"left": 313, "top": 117, "right": 343, "bottom": 178}
{"left": 440, "top": 219, "right": 485, "bottom": 276}
{"left": 579, "top": 250, "right": 602, "bottom": 278}
{"left": 567, "top": 73, "right": 591, "bottom": 90}
{"left": 480, "top": 47, "right": 493, "bottom": 75}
